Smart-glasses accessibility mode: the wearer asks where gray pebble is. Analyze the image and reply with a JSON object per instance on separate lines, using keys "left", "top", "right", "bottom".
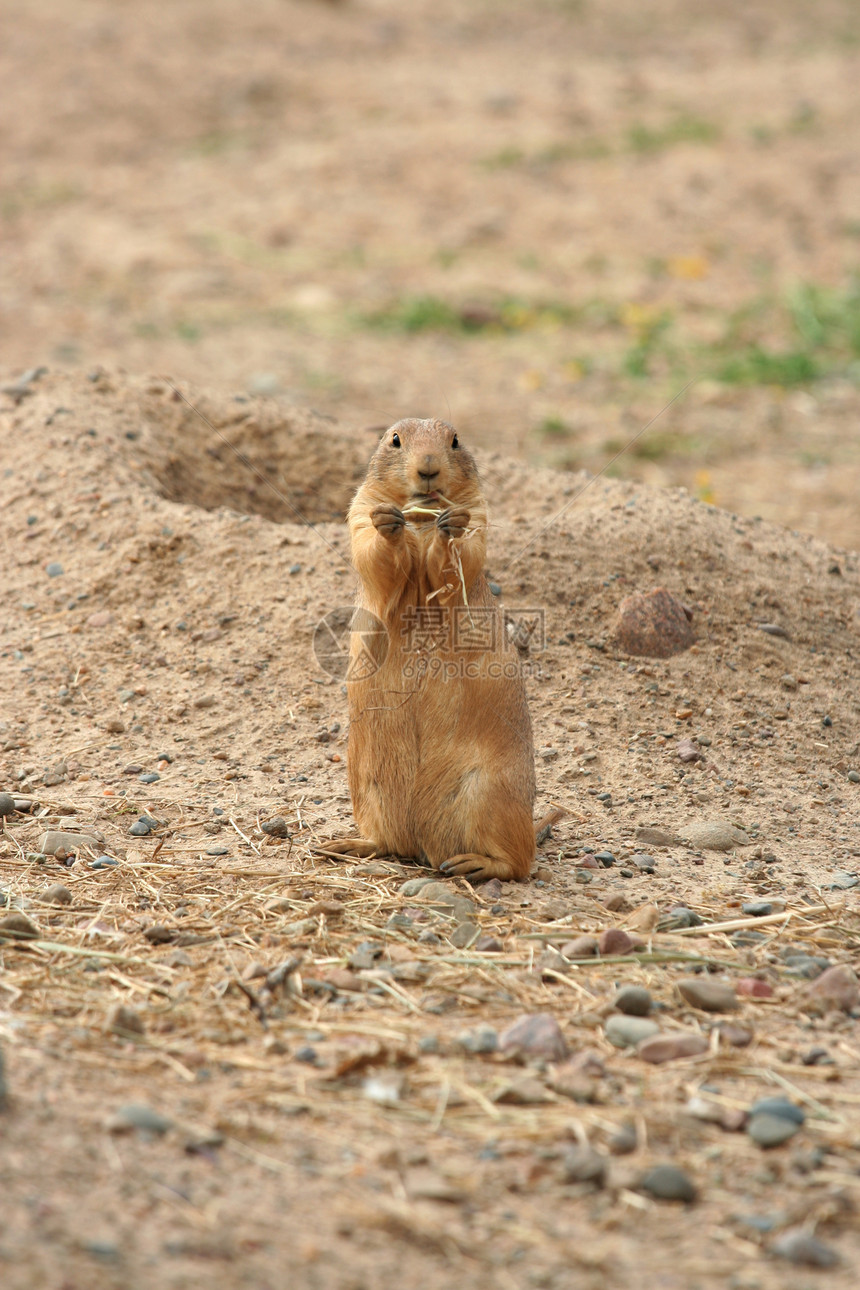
{"left": 399, "top": 877, "right": 435, "bottom": 897}
{"left": 847, "top": 770, "right": 860, "bottom": 784}
{"left": 636, "top": 1164, "right": 697, "bottom": 1203}
{"left": 90, "top": 856, "right": 119, "bottom": 870}
{"left": 747, "top": 1112, "right": 801, "bottom": 1147}
{"left": 289, "top": 564, "right": 302, "bottom": 575}
{"left": 206, "top": 845, "right": 229, "bottom": 856}
{"left": 562, "top": 1146, "right": 607, "bottom": 1187}
{"left": 594, "top": 850, "right": 615, "bottom": 868}
{"left": 608, "top": 1122, "right": 637, "bottom": 1155}
{"left": 110, "top": 1104, "right": 173, "bottom": 1135}
{"left": 138, "top": 772, "right": 160, "bottom": 784}
{"left": 605, "top": 1015, "right": 660, "bottom": 1048}
{"left": 261, "top": 816, "right": 290, "bottom": 838}
{"left": 450, "top": 921, "right": 479, "bottom": 948}
{"left": 742, "top": 900, "right": 773, "bottom": 917}
{"left": 631, "top": 853, "right": 656, "bottom": 873}
{"left": 488, "top": 582, "right": 502, "bottom": 596}
{"left": 38, "top": 829, "right": 102, "bottom": 856}
{"left": 42, "top": 884, "right": 73, "bottom": 905}
{"left": 46, "top": 562, "right": 64, "bottom": 577}
{"left": 668, "top": 906, "right": 702, "bottom": 928}
{"left": 677, "top": 976, "right": 738, "bottom": 1014}
{"left": 129, "top": 820, "right": 151, "bottom": 836}
{"left": 828, "top": 873, "right": 858, "bottom": 890}
{"left": 613, "top": 985, "right": 653, "bottom": 1016}
{"left": 455, "top": 1025, "right": 498, "bottom": 1055}
{"left": 749, "top": 1097, "right": 805, "bottom": 1125}
{"left": 771, "top": 1228, "right": 839, "bottom": 1267}
{"left": 0, "top": 793, "right": 16, "bottom": 817}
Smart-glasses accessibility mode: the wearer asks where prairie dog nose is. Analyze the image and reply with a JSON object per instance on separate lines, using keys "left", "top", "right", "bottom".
{"left": 417, "top": 453, "right": 441, "bottom": 482}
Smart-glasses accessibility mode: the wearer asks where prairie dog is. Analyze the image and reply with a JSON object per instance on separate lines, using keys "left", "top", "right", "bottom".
{"left": 329, "top": 418, "right": 536, "bottom": 881}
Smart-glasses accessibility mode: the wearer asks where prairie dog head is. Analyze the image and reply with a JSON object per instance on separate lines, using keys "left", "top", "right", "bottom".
{"left": 365, "top": 418, "right": 480, "bottom": 507}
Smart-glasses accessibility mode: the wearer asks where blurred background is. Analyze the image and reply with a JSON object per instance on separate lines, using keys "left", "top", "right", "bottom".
{"left": 2, "top": 0, "right": 859, "bottom": 547}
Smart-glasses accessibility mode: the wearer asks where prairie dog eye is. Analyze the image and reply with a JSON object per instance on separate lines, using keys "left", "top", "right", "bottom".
{"left": 451, "top": 434, "right": 459, "bottom": 449}
{"left": 391, "top": 433, "right": 401, "bottom": 448}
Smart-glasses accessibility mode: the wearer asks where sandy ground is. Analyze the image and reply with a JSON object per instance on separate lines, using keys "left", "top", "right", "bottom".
{"left": 0, "top": 371, "right": 858, "bottom": 1288}
{"left": 2, "top": 2, "right": 860, "bottom": 1286}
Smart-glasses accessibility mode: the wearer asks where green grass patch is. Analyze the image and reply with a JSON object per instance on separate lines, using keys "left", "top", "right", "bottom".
{"left": 360, "top": 295, "right": 584, "bottom": 335}
{"left": 627, "top": 115, "right": 721, "bottom": 154}
{"left": 536, "top": 415, "right": 572, "bottom": 438}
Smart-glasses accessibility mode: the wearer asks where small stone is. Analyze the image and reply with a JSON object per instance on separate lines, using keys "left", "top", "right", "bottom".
{"left": 677, "top": 739, "right": 703, "bottom": 763}
{"left": 677, "top": 977, "right": 739, "bottom": 1013}
{"left": 736, "top": 976, "right": 774, "bottom": 998}
{"left": 593, "top": 850, "right": 615, "bottom": 867}
{"left": 129, "top": 820, "right": 152, "bottom": 836}
{"left": 0, "top": 793, "right": 16, "bottom": 816}
{"left": 348, "top": 941, "right": 383, "bottom": 971}
{"left": 123, "top": 764, "right": 143, "bottom": 776}
{"left": 109, "top": 1104, "right": 172, "bottom": 1136}
{"left": 630, "top": 852, "right": 656, "bottom": 873}
{"left": 412, "top": 881, "right": 474, "bottom": 922}
{"left": 561, "top": 935, "right": 598, "bottom": 958}
{"left": 605, "top": 1015, "right": 660, "bottom": 1049}
{"left": 399, "top": 877, "right": 435, "bottom": 896}
{"left": 450, "top": 921, "right": 479, "bottom": 949}
{"left": 498, "top": 1013, "right": 569, "bottom": 1063}
{"left": 104, "top": 718, "right": 125, "bottom": 733}
{"left": 608, "top": 1123, "right": 637, "bottom": 1155}
{"left": 109, "top": 1004, "right": 145, "bottom": 1037}
{"left": 771, "top": 1228, "right": 839, "bottom": 1268}
{"left": 637, "top": 1033, "right": 709, "bottom": 1063}
{"left": 667, "top": 906, "right": 702, "bottom": 929}
{"left": 749, "top": 1097, "right": 805, "bottom": 1125}
{"left": 138, "top": 772, "right": 160, "bottom": 784}
{"left": 827, "top": 872, "right": 859, "bottom": 890}
{"left": 561, "top": 1146, "right": 607, "bottom": 1187}
{"left": 717, "top": 1023, "right": 753, "bottom": 1048}
{"left": 598, "top": 928, "right": 638, "bottom": 956}
{"left": 0, "top": 912, "right": 39, "bottom": 940}
{"left": 494, "top": 1077, "right": 553, "bottom": 1105}
{"left": 206, "top": 845, "right": 229, "bottom": 856}
{"left": 747, "top": 1112, "right": 801, "bottom": 1148}
{"left": 42, "top": 884, "right": 73, "bottom": 905}
{"left": 801, "top": 963, "right": 859, "bottom": 1014}
{"left": 636, "top": 826, "right": 679, "bottom": 847}
{"left": 679, "top": 821, "right": 751, "bottom": 851}
{"left": 164, "top": 949, "right": 193, "bottom": 968}
{"left": 475, "top": 935, "right": 503, "bottom": 952}
{"left": 613, "top": 985, "right": 653, "bottom": 1016}
{"left": 742, "top": 900, "right": 773, "bottom": 917}
{"left": 455, "top": 1025, "right": 498, "bottom": 1055}
{"left": 847, "top": 769, "right": 860, "bottom": 784}
{"left": 488, "top": 582, "right": 502, "bottom": 596}
{"left": 38, "top": 830, "right": 101, "bottom": 856}
{"left": 86, "top": 610, "right": 115, "bottom": 629}
{"left": 45, "top": 561, "right": 64, "bottom": 578}
{"left": 90, "top": 856, "right": 119, "bottom": 870}
{"left": 261, "top": 816, "right": 290, "bottom": 838}
{"left": 143, "top": 924, "right": 175, "bottom": 945}
{"left": 614, "top": 587, "right": 696, "bottom": 658}
{"left": 636, "top": 1164, "right": 697, "bottom": 1203}
{"left": 801, "top": 1046, "right": 832, "bottom": 1066}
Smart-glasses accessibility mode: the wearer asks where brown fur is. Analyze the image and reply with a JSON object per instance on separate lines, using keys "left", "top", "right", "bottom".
{"left": 329, "top": 418, "right": 536, "bottom": 881}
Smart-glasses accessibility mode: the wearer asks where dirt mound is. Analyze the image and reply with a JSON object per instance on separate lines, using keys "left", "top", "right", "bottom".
{"left": 1, "top": 371, "right": 859, "bottom": 1290}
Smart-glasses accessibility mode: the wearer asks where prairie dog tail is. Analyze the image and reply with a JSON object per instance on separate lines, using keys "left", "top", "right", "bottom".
{"left": 534, "top": 807, "right": 567, "bottom": 844}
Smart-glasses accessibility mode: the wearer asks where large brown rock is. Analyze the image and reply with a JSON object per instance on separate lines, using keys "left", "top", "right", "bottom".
{"left": 614, "top": 587, "right": 695, "bottom": 658}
